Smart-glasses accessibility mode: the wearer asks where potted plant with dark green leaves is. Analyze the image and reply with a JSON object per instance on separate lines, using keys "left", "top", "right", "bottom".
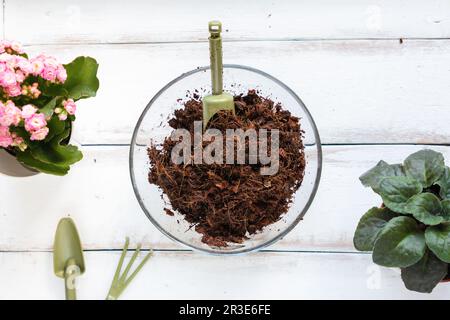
{"left": 354, "top": 149, "right": 450, "bottom": 293}
{"left": 0, "top": 40, "right": 99, "bottom": 176}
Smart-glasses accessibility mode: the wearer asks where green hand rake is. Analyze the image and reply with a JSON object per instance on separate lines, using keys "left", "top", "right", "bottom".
{"left": 106, "top": 237, "right": 153, "bottom": 300}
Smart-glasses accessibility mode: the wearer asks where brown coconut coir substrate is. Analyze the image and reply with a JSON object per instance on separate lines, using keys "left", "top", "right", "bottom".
{"left": 148, "top": 90, "right": 306, "bottom": 247}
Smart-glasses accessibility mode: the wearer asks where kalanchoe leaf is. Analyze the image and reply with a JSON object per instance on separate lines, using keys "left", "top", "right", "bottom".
{"left": 353, "top": 207, "right": 399, "bottom": 251}
{"left": 41, "top": 83, "right": 69, "bottom": 97}
{"left": 359, "top": 160, "right": 405, "bottom": 189}
{"left": 403, "top": 149, "right": 445, "bottom": 188}
{"left": 404, "top": 193, "right": 444, "bottom": 226}
{"left": 63, "top": 56, "right": 99, "bottom": 100}
{"left": 373, "top": 216, "right": 426, "bottom": 268}
{"left": 39, "top": 97, "right": 59, "bottom": 118}
{"left": 401, "top": 250, "right": 448, "bottom": 293}
{"left": 425, "top": 224, "right": 450, "bottom": 263}
{"left": 16, "top": 149, "right": 69, "bottom": 176}
{"left": 31, "top": 128, "right": 82, "bottom": 167}
{"left": 376, "top": 176, "right": 422, "bottom": 214}
{"left": 44, "top": 115, "right": 66, "bottom": 142}
{"left": 436, "top": 167, "right": 450, "bottom": 200}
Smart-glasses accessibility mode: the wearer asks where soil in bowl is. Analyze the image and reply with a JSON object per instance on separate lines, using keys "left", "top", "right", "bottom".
{"left": 147, "top": 90, "right": 306, "bottom": 247}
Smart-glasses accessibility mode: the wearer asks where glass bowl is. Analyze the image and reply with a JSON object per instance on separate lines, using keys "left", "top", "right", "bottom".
{"left": 130, "top": 65, "right": 322, "bottom": 254}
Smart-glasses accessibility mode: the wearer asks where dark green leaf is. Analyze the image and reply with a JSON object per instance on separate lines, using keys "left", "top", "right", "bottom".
{"left": 436, "top": 167, "right": 450, "bottom": 200}
{"left": 44, "top": 115, "right": 66, "bottom": 142}
{"left": 359, "top": 160, "right": 405, "bottom": 189}
{"left": 63, "top": 56, "right": 99, "bottom": 100}
{"left": 404, "top": 149, "right": 445, "bottom": 188}
{"left": 401, "top": 250, "right": 448, "bottom": 293}
{"left": 31, "top": 128, "right": 82, "bottom": 167}
{"left": 442, "top": 200, "right": 450, "bottom": 222}
{"left": 376, "top": 176, "right": 422, "bottom": 213}
{"left": 391, "top": 164, "right": 406, "bottom": 177}
{"left": 39, "top": 97, "right": 58, "bottom": 118}
{"left": 16, "top": 150, "right": 69, "bottom": 176}
{"left": 425, "top": 224, "right": 450, "bottom": 263}
{"left": 354, "top": 207, "right": 398, "bottom": 251}
{"left": 41, "top": 83, "right": 68, "bottom": 97}
{"left": 373, "top": 216, "right": 426, "bottom": 267}
{"left": 405, "top": 193, "right": 444, "bottom": 226}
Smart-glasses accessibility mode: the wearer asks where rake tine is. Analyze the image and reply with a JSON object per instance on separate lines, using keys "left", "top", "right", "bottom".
{"left": 106, "top": 239, "right": 153, "bottom": 300}
{"left": 123, "top": 249, "right": 153, "bottom": 290}
{"left": 113, "top": 237, "right": 129, "bottom": 284}
{"left": 118, "top": 243, "right": 142, "bottom": 283}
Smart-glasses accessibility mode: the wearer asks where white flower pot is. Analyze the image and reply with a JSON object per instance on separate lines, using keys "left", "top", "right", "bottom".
{"left": 0, "top": 148, "right": 39, "bottom": 177}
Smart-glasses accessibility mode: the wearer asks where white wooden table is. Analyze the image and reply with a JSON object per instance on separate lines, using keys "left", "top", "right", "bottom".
{"left": 1, "top": 0, "right": 450, "bottom": 299}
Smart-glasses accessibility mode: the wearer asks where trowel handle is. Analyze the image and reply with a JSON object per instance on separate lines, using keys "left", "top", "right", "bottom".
{"left": 64, "top": 259, "right": 81, "bottom": 300}
{"left": 208, "top": 21, "right": 224, "bottom": 95}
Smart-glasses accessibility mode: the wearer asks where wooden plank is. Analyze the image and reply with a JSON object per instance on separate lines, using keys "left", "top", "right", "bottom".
{"left": 19, "top": 40, "right": 450, "bottom": 145}
{"left": 1, "top": 144, "right": 449, "bottom": 252}
{"left": 5, "top": 0, "right": 450, "bottom": 44}
{"left": 1, "top": 251, "right": 449, "bottom": 299}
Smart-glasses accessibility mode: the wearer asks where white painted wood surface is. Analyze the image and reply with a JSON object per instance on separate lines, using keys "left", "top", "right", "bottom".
{"left": 6, "top": 0, "right": 450, "bottom": 44}
{"left": 21, "top": 40, "right": 450, "bottom": 145}
{"left": 2, "top": 145, "right": 450, "bottom": 252}
{"left": 1, "top": 251, "right": 449, "bottom": 300}
{"left": 1, "top": 0, "right": 450, "bottom": 299}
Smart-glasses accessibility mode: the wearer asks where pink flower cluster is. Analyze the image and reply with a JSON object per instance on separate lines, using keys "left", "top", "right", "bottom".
{"left": 0, "top": 100, "right": 50, "bottom": 147}
{"left": 30, "top": 54, "right": 67, "bottom": 83}
{"left": 0, "top": 40, "right": 24, "bottom": 55}
{"left": 21, "top": 83, "right": 41, "bottom": 99}
{"left": 0, "top": 41, "right": 66, "bottom": 99}
{"left": 55, "top": 99, "right": 77, "bottom": 121}
{"left": 22, "top": 105, "right": 49, "bottom": 141}
{"left": 0, "top": 100, "right": 26, "bottom": 148}
{"left": 0, "top": 40, "right": 75, "bottom": 151}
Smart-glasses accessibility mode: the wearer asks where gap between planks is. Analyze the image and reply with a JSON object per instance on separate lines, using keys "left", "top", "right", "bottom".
{"left": 18, "top": 37, "right": 450, "bottom": 47}
{"left": 0, "top": 248, "right": 370, "bottom": 255}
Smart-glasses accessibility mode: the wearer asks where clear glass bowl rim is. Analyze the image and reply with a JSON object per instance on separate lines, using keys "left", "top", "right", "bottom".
{"left": 129, "top": 64, "right": 323, "bottom": 255}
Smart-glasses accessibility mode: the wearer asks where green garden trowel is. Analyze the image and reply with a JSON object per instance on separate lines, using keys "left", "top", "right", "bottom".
{"left": 202, "top": 21, "right": 235, "bottom": 128}
{"left": 53, "top": 218, "right": 85, "bottom": 300}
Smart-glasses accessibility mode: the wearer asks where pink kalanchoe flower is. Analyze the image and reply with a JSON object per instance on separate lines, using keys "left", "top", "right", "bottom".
{"left": 11, "top": 133, "right": 26, "bottom": 150}
{"left": 25, "top": 113, "right": 46, "bottom": 132}
{"left": 30, "top": 58, "right": 45, "bottom": 75}
{"left": 63, "top": 99, "right": 77, "bottom": 115}
{"left": 5, "top": 84, "right": 22, "bottom": 97}
{"left": 0, "top": 126, "right": 13, "bottom": 148}
{"left": 30, "top": 83, "right": 41, "bottom": 98}
{"left": 1, "top": 71, "right": 16, "bottom": 87}
{"left": 44, "top": 56, "right": 59, "bottom": 69}
{"left": 0, "top": 53, "right": 12, "bottom": 63}
{"left": 56, "top": 66, "right": 67, "bottom": 83}
{"left": 10, "top": 41, "right": 24, "bottom": 54}
{"left": 30, "top": 126, "right": 49, "bottom": 141}
{"left": 21, "top": 104, "right": 37, "bottom": 119}
{"left": 15, "top": 70, "right": 25, "bottom": 82}
{"left": 42, "top": 66, "right": 57, "bottom": 81}
{"left": 58, "top": 112, "right": 68, "bottom": 121}
{"left": 0, "top": 101, "right": 22, "bottom": 126}
{"left": 16, "top": 57, "right": 32, "bottom": 74}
